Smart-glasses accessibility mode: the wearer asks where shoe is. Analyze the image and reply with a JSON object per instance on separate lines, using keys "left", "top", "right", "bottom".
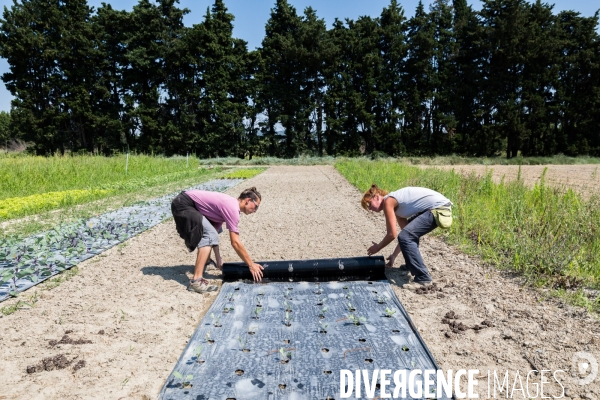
{"left": 188, "top": 278, "right": 218, "bottom": 293}
{"left": 401, "top": 281, "right": 433, "bottom": 291}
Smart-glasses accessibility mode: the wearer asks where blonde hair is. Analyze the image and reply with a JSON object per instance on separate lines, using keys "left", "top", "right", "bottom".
{"left": 361, "top": 184, "right": 388, "bottom": 210}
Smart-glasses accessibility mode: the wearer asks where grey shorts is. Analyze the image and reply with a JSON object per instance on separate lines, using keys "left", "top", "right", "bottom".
{"left": 197, "top": 218, "right": 220, "bottom": 248}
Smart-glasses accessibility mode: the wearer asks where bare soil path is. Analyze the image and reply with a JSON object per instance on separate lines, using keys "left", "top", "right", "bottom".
{"left": 422, "top": 164, "right": 600, "bottom": 197}
{"left": 0, "top": 166, "right": 598, "bottom": 399}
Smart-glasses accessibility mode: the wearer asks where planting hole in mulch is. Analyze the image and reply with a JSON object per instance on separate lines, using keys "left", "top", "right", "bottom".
{"left": 235, "top": 369, "right": 244, "bottom": 376}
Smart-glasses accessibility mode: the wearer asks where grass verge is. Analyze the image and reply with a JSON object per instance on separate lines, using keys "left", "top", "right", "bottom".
{"left": 335, "top": 159, "right": 600, "bottom": 312}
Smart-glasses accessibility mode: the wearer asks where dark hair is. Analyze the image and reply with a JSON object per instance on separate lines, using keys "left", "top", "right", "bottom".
{"left": 239, "top": 187, "right": 261, "bottom": 201}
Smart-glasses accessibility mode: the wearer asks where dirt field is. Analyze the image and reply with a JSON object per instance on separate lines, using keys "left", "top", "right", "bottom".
{"left": 422, "top": 164, "right": 600, "bottom": 196}
{"left": 0, "top": 166, "right": 598, "bottom": 399}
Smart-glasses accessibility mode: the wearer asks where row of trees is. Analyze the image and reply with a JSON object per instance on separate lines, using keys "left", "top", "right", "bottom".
{"left": 1, "top": 0, "right": 599, "bottom": 157}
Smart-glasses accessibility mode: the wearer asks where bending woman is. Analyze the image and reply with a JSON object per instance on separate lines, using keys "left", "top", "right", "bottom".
{"left": 362, "top": 185, "right": 452, "bottom": 290}
{"left": 171, "top": 187, "right": 264, "bottom": 293}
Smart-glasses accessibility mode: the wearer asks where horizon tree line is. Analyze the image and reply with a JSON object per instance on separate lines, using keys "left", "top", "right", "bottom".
{"left": 0, "top": 0, "right": 599, "bottom": 158}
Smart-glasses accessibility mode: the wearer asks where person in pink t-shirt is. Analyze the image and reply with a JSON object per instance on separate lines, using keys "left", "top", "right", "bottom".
{"left": 170, "top": 187, "right": 263, "bottom": 293}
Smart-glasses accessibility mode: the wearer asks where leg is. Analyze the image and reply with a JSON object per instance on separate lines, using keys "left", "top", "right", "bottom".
{"left": 188, "top": 218, "right": 220, "bottom": 293}
{"left": 398, "top": 211, "right": 438, "bottom": 283}
{"left": 193, "top": 245, "right": 212, "bottom": 280}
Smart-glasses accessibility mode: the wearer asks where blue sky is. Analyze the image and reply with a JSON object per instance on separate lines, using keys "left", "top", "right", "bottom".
{"left": 0, "top": 0, "right": 598, "bottom": 112}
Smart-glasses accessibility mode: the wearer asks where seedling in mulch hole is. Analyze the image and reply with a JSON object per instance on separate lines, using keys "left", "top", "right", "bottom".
{"left": 210, "top": 313, "right": 222, "bottom": 327}
{"left": 402, "top": 346, "right": 410, "bottom": 352}
{"left": 347, "top": 302, "right": 356, "bottom": 312}
{"left": 319, "top": 320, "right": 328, "bottom": 334}
{"left": 316, "top": 297, "right": 327, "bottom": 306}
{"left": 348, "top": 314, "right": 366, "bottom": 326}
{"left": 223, "top": 306, "right": 234, "bottom": 313}
{"left": 252, "top": 307, "right": 262, "bottom": 319}
{"left": 345, "top": 291, "right": 353, "bottom": 300}
{"left": 284, "top": 289, "right": 292, "bottom": 299}
{"left": 284, "top": 311, "right": 293, "bottom": 327}
{"left": 384, "top": 308, "right": 396, "bottom": 318}
{"left": 248, "top": 325, "right": 257, "bottom": 335}
{"left": 255, "top": 297, "right": 263, "bottom": 308}
{"left": 227, "top": 293, "right": 235, "bottom": 302}
{"left": 172, "top": 371, "right": 193, "bottom": 388}
{"left": 283, "top": 300, "right": 292, "bottom": 313}
{"left": 318, "top": 306, "right": 328, "bottom": 319}
{"left": 377, "top": 295, "right": 386, "bottom": 304}
{"left": 205, "top": 331, "right": 214, "bottom": 344}
{"left": 237, "top": 335, "right": 249, "bottom": 352}
{"left": 343, "top": 285, "right": 348, "bottom": 290}
{"left": 193, "top": 345, "right": 204, "bottom": 364}
{"left": 279, "top": 347, "right": 292, "bottom": 363}
{"left": 258, "top": 289, "right": 265, "bottom": 296}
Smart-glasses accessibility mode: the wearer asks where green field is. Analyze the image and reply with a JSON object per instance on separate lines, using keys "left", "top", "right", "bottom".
{"left": 0, "top": 154, "right": 264, "bottom": 240}
{"left": 335, "top": 159, "right": 600, "bottom": 311}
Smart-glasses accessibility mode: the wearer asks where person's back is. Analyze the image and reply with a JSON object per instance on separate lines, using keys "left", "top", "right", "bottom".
{"left": 384, "top": 187, "right": 450, "bottom": 219}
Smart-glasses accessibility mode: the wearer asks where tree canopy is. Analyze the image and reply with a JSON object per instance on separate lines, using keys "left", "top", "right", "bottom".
{"left": 1, "top": 0, "right": 598, "bottom": 157}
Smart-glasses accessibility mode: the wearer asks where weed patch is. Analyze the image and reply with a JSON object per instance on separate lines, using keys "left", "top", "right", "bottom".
{"left": 336, "top": 160, "right": 600, "bottom": 310}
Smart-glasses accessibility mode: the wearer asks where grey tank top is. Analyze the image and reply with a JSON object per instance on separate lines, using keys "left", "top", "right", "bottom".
{"left": 383, "top": 187, "right": 451, "bottom": 219}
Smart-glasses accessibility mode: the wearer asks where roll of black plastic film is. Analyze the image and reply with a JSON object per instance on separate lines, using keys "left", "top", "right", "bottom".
{"left": 222, "top": 255, "right": 386, "bottom": 282}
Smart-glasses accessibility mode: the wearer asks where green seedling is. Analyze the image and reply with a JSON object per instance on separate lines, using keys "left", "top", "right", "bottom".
{"left": 284, "top": 289, "right": 291, "bottom": 299}
{"left": 279, "top": 347, "right": 292, "bottom": 363}
{"left": 227, "top": 292, "right": 235, "bottom": 302}
{"left": 210, "top": 313, "right": 221, "bottom": 327}
{"left": 345, "top": 291, "right": 353, "bottom": 299}
{"left": 248, "top": 325, "right": 257, "bottom": 335}
{"left": 348, "top": 314, "right": 366, "bottom": 326}
{"left": 205, "top": 330, "right": 214, "bottom": 343}
{"left": 223, "top": 306, "right": 234, "bottom": 313}
{"left": 318, "top": 306, "right": 328, "bottom": 318}
{"left": 253, "top": 307, "right": 262, "bottom": 319}
{"left": 347, "top": 302, "right": 356, "bottom": 312}
{"left": 283, "top": 300, "right": 292, "bottom": 312}
{"left": 319, "top": 320, "right": 328, "bottom": 333}
{"left": 316, "top": 297, "right": 327, "bottom": 306}
{"left": 172, "top": 371, "right": 194, "bottom": 388}
{"left": 255, "top": 296, "right": 263, "bottom": 307}
{"left": 384, "top": 307, "right": 396, "bottom": 317}
{"left": 284, "top": 311, "right": 293, "bottom": 326}
{"left": 193, "top": 345, "right": 204, "bottom": 363}
{"left": 258, "top": 289, "right": 265, "bottom": 296}
{"left": 237, "top": 335, "right": 248, "bottom": 351}
{"left": 377, "top": 294, "right": 386, "bottom": 304}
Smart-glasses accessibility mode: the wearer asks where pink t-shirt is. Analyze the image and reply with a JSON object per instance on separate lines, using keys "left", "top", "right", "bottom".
{"left": 185, "top": 190, "right": 240, "bottom": 234}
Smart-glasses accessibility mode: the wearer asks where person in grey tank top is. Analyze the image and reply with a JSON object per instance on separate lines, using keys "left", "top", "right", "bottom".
{"left": 361, "top": 184, "right": 452, "bottom": 290}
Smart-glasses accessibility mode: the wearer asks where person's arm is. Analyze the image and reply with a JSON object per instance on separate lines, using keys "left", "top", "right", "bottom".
{"left": 385, "top": 244, "right": 401, "bottom": 267}
{"left": 367, "top": 197, "right": 399, "bottom": 255}
{"left": 229, "top": 231, "right": 263, "bottom": 282}
{"left": 213, "top": 246, "right": 223, "bottom": 270}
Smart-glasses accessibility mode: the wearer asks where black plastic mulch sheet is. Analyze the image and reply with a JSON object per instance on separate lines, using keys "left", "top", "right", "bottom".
{"left": 159, "top": 261, "right": 447, "bottom": 400}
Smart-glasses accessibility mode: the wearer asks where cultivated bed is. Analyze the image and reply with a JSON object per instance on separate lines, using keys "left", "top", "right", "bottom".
{"left": 0, "top": 166, "right": 597, "bottom": 399}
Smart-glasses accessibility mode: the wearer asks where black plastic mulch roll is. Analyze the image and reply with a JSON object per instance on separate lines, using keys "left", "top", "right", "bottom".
{"left": 222, "top": 256, "right": 386, "bottom": 282}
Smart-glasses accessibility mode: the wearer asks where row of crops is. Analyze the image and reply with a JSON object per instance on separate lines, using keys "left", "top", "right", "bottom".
{"left": 0, "top": 179, "right": 243, "bottom": 302}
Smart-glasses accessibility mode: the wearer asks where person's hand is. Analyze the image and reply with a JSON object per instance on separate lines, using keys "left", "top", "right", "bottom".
{"left": 249, "top": 263, "right": 264, "bottom": 282}
{"left": 385, "top": 254, "right": 396, "bottom": 268}
{"left": 216, "top": 256, "right": 223, "bottom": 271}
{"left": 367, "top": 241, "right": 380, "bottom": 256}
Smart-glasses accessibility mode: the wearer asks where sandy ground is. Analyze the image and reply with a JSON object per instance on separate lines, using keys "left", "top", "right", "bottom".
{"left": 0, "top": 166, "right": 599, "bottom": 399}
{"left": 421, "top": 164, "right": 600, "bottom": 196}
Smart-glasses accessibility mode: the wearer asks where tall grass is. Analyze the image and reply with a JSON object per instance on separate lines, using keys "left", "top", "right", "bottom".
{"left": 0, "top": 154, "right": 216, "bottom": 220}
{"left": 336, "top": 160, "right": 600, "bottom": 305}
{"left": 0, "top": 154, "right": 206, "bottom": 199}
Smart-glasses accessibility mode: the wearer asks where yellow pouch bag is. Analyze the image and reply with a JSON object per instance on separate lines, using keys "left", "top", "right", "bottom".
{"left": 431, "top": 207, "right": 453, "bottom": 229}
